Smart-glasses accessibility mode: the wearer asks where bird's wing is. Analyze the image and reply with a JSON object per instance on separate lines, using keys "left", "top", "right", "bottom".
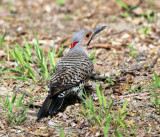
{"left": 49, "top": 50, "right": 93, "bottom": 95}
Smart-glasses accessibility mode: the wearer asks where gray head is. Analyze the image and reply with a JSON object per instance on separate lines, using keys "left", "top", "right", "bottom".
{"left": 70, "top": 26, "right": 106, "bottom": 51}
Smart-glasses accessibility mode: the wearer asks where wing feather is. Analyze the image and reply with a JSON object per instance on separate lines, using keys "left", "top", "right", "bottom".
{"left": 49, "top": 50, "right": 93, "bottom": 95}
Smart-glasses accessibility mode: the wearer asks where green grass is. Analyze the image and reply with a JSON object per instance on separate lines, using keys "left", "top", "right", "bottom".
{"left": 106, "top": 78, "right": 115, "bottom": 87}
{"left": 140, "top": 5, "right": 157, "bottom": 23}
{"left": 4, "top": 31, "right": 65, "bottom": 83}
{"left": 145, "top": 10, "right": 157, "bottom": 23}
{"left": 148, "top": 0, "right": 154, "bottom": 3}
{"left": 115, "top": 0, "right": 138, "bottom": 17}
{"left": 59, "top": 127, "right": 65, "bottom": 137}
{"left": 56, "top": 42, "right": 65, "bottom": 58}
{"left": 56, "top": 0, "right": 64, "bottom": 6}
{"left": 45, "top": 25, "right": 51, "bottom": 31}
{"left": 0, "top": 92, "right": 38, "bottom": 125}
{"left": 127, "top": 44, "right": 138, "bottom": 57}
{"left": 126, "top": 85, "right": 144, "bottom": 93}
{"left": 116, "top": 0, "right": 157, "bottom": 22}
{"left": 65, "top": 14, "right": 72, "bottom": 20}
{"left": 140, "top": 26, "right": 151, "bottom": 36}
{"left": 148, "top": 72, "right": 160, "bottom": 112}
{"left": 0, "top": 32, "right": 6, "bottom": 49}
{"left": 9, "top": 41, "right": 37, "bottom": 81}
{"left": 79, "top": 84, "right": 128, "bottom": 136}
{"left": 109, "top": 17, "right": 117, "bottom": 22}
{"left": 89, "top": 51, "right": 99, "bottom": 63}
{"left": 89, "top": 51, "right": 96, "bottom": 61}
{"left": 115, "top": 0, "right": 130, "bottom": 11}
{"left": 54, "top": 124, "right": 65, "bottom": 137}
{"left": 146, "top": 10, "right": 152, "bottom": 23}
{"left": 153, "top": 10, "right": 157, "bottom": 22}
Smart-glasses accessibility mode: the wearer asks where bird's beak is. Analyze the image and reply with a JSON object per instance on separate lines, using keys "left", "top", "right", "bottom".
{"left": 87, "top": 26, "right": 106, "bottom": 46}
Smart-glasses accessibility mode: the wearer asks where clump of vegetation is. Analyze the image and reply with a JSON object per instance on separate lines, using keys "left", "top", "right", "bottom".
{"left": 56, "top": 0, "right": 65, "bottom": 6}
{"left": 126, "top": 85, "right": 144, "bottom": 93}
{"left": 89, "top": 51, "right": 98, "bottom": 63}
{"left": 0, "top": 92, "right": 38, "bottom": 125}
{"left": 116, "top": 0, "right": 157, "bottom": 23}
{"left": 127, "top": 44, "right": 138, "bottom": 57}
{"left": 145, "top": 9, "right": 157, "bottom": 23}
{"left": 140, "top": 26, "right": 151, "bottom": 36}
{"left": 115, "top": 0, "right": 138, "bottom": 17}
{"left": 80, "top": 84, "right": 128, "bottom": 136}
{"left": 6, "top": 31, "right": 65, "bottom": 82}
{"left": 58, "top": 126, "right": 65, "bottom": 137}
{"left": 148, "top": 72, "right": 160, "bottom": 113}
{"left": 0, "top": 32, "right": 6, "bottom": 49}
{"left": 106, "top": 78, "right": 115, "bottom": 87}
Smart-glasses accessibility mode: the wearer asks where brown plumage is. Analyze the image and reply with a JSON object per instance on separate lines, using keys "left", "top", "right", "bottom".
{"left": 49, "top": 50, "right": 93, "bottom": 95}
{"left": 37, "top": 26, "right": 106, "bottom": 121}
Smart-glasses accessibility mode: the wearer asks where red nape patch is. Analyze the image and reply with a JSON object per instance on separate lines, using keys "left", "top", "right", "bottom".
{"left": 71, "top": 41, "right": 79, "bottom": 48}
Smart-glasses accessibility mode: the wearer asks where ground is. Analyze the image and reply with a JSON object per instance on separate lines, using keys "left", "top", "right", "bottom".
{"left": 0, "top": 0, "right": 160, "bottom": 136}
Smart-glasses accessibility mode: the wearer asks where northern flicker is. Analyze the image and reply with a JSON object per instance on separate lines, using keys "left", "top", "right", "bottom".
{"left": 37, "top": 26, "right": 106, "bottom": 121}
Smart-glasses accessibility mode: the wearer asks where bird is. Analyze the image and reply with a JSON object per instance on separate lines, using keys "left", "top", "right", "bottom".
{"left": 37, "top": 26, "right": 106, "bottom": 121}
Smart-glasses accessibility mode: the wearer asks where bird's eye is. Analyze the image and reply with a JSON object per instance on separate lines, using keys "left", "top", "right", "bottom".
{"left": 86, "top": 34, "right": 90, "bottom": 37}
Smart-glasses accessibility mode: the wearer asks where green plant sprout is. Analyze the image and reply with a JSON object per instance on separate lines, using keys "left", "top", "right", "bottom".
{"left": 0, "top": 92, "right": 38, "bottom": 125}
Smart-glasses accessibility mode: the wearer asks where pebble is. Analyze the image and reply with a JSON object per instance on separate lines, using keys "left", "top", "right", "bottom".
{"left": 48, "top": 121, "right": 56, "bottom": 126}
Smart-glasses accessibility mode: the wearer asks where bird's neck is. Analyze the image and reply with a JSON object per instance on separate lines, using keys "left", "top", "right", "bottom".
{"left": 70, "top": 42, "right": 89, "bottom": 55}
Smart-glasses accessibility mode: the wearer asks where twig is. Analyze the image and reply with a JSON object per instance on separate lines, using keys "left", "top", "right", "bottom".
{"left": 27, "top": 101, "right": 41, "bottom": 108}
{"left": 18, "top": 88, "right": 32, "bottom": 97}
{"left": 12, "top": 126, "right": 54, "bottom": 136}
{"left": 13, "top": 86, "right": 32, "bottom": 97}
{"left": 119, "top": 93, "right": 151, "bottom": 98}
{"left": 106, "top": 29, "right": 127, "bottom": 37}
{"left": 150, "top": 51, "right": 160, "bottom": 68}
{"left": 12, "top": 126, "right": 40, "bottom": 136}
{"left": 122, "top": 64, "right": 143, "bottom": 72}
{"left": 113, "top": 101, "right": 128, "bottom": 106}
{"left": 121, "top": 51, "right": 160, "bottom": 73}
{"left": 150, "top": 114, "right": 160, "bottom": 123}
{"left": 90, "top": 73, "right": 126, "bottom": 82}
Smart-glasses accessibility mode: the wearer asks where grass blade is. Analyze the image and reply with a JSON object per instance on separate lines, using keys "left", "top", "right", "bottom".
{"left": 103, "top": 115, "right": 111, "bottom": 136}
{"left": 96, "top": 84, "right": 102, "bottom": 105}
{"left": 154, "top": 72, "right": 160, "bottom": 88}
{"left": 0, "top": 32, "right": 6, "bottom": 49}
{"left": 56, "top": 43, "right": 65, "bottom": 57}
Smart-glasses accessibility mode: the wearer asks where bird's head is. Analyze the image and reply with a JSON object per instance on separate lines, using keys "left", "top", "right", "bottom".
{"left": 70, "top": 26, "right": 106, "bottom": 50}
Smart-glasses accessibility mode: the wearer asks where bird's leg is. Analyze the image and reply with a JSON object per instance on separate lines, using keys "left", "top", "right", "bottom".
{"left": 47, "top": 84, "right": 51, "bottom": 96}
{"left": 77, "top": 90, "right": 83, "bottom": 100}
{"left": 90, "top": 73, "right": 107, "bottom": 81}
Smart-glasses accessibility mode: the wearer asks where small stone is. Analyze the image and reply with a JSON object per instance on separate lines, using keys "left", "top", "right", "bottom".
{"left": 70, "top": 122, "right": 76, "bottom": 127}
{"left": 66, "top": 106, "right": 72, "bottom": 113}
{"left": 57, "top": 112, "right": 63, "bottom": 117}
{"left": 121, "top": 33, "right": 131, "bottom": 39}
{"left": 63, "top": 113, "right": 68, "bottom": 119}
{"left": 48, "top": 121, "right": 56, "bottom": 126}
{"left": 75, "top": 103, "right": 79, "bottom": 107}
{"left": 132, "top": 7, "right": 144, "bottom": 15}
{"left": 44, "top": 4, "right": 52, "bottom": 13}
{"left": 148, "top": 44, "right": 155, "bottom": 49}
{"left": 95, "top": 132, "right": 100, "bottom": 136}
{"left": 17, "top": 26, "right": 23, "bottom": 32}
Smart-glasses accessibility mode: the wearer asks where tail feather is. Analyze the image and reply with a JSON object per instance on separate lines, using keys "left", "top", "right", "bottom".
{"left": 37, "top": 94, "right": 64, "bottom": 121}
{"left": 49, "top": 97, "right": 64, "bottom": 115}
{"left": 37, "top": 95, "right": 52, "bottom": 121}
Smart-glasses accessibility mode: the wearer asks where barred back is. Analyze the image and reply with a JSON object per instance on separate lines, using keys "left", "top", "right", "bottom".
{"left": 49, "top": 50, "right": 93, "bottom": 96}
